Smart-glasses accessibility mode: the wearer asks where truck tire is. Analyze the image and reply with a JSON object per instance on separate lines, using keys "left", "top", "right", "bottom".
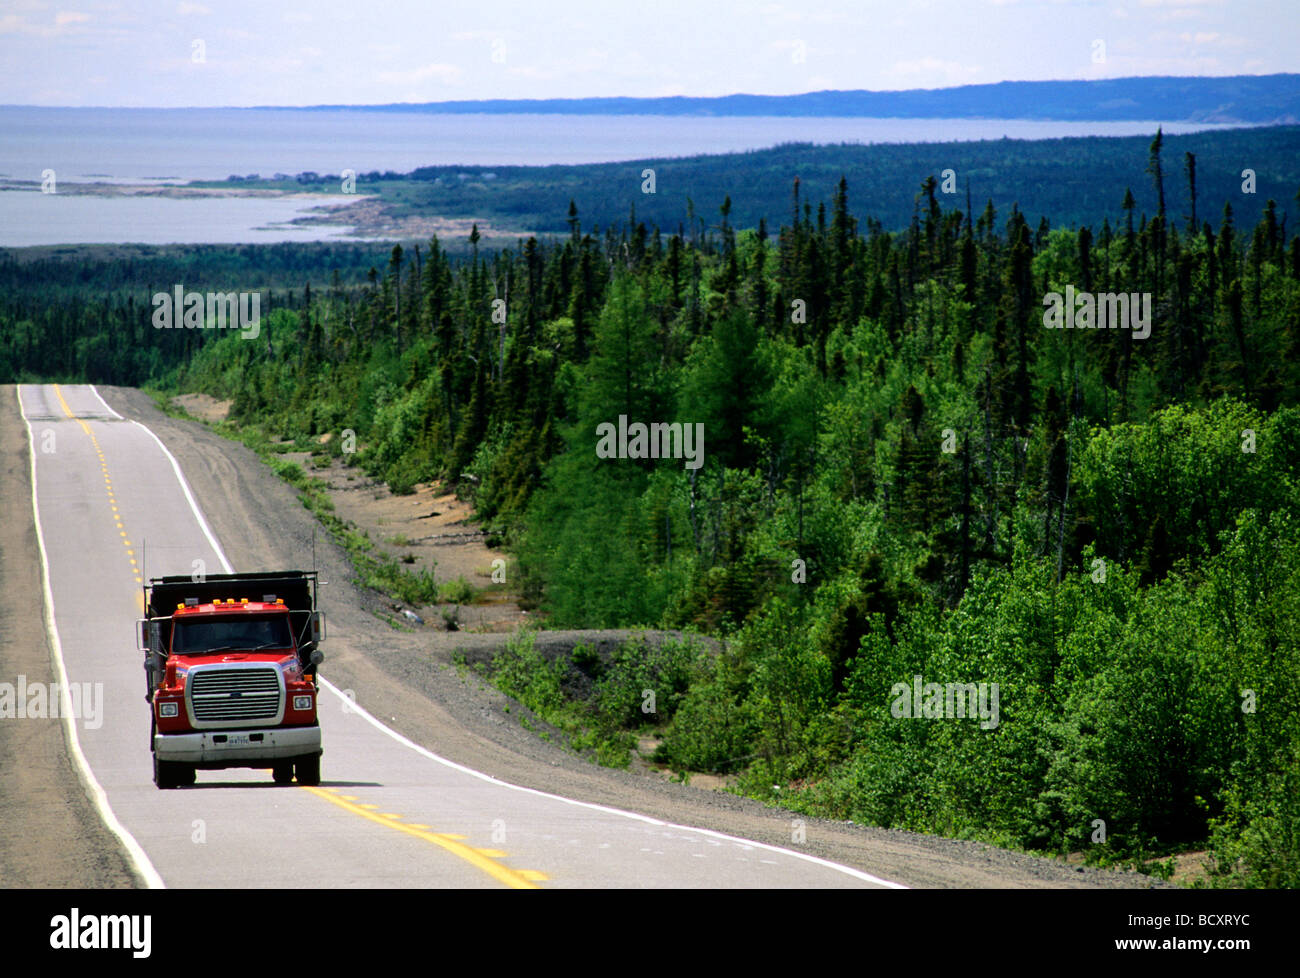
{"left": 294, "top": 753, "right": 320, "bottom": 786}
{"left": 154, "top": 755, "right": 190, "bottom": 789}
{"left": 272, "top": 762, "right": 295, "bottom": 785}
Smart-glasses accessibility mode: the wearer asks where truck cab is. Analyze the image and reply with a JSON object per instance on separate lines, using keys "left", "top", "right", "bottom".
{"left": 139, "top": 572, "right": 324, "bottom": 789}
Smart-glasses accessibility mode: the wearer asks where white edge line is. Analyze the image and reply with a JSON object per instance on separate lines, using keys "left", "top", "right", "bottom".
{"left": 88, "top": 385, "right": 123, "bottom": 420}
{"left": 123, "top": 391, "right": 906, "bottom": 890}
{"left": 128, "top": 420, "right": 233, "bottom": 573}
{"left": 18, "top": 385, "right": 165, "bottom": 889}
{"left": 321, "top": 676, "right": 907, "bottom": 889}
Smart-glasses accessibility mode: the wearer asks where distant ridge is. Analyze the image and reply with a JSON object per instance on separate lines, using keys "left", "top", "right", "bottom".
{"left": 278, "top": 74, "right": 1300, "bottom": 125}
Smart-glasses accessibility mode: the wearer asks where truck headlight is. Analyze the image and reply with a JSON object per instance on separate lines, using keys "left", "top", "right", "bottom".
{"left": 293, "top": 695, "right": 313, "bottom": 711}
{"left": 158, "top": 701, "right": 179, "bottom": 718}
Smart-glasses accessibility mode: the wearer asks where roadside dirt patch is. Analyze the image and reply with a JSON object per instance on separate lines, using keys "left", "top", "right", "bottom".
{"left": 171, "top": 392, "right": 230, "bottom": 424}
{"left": 280, "top": 450, "right": 526, "bottom": 633}
{"left": 1168, "top": 850, "right": 1212, "bottom": 886}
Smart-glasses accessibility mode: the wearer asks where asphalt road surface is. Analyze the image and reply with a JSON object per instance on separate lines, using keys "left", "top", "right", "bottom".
{"left": 17, "top": 383, "right": 903, "bottom": 889}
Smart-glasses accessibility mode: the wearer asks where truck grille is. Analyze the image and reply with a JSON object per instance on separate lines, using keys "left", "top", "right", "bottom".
{"left": 189, "top": 667, "right": 282, "bottom": 724}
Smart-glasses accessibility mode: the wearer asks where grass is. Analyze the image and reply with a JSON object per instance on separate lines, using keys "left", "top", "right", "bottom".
{"left": 439, "top": 576, "right": 476, "bottom": 604}
{"left": 474, "top": 630, "right": 635, "bottom": 768}
{"left": 469, "top": 630, "right": 712, "bottom": 771}
{"left": 143, "top": 386, "right": 194, "bottom": 421}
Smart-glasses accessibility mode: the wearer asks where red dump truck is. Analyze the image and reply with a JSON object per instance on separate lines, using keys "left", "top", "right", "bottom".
{"left": 138, "top": 571, "right": 325, "bottom": 789}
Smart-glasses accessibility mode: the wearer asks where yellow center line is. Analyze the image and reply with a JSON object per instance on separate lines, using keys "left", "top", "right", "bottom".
{"left": 51, "top": 384, "right": 144, "bottom": 607}
{"left": 300, "top": 787, "right": 544, "bottom": 889}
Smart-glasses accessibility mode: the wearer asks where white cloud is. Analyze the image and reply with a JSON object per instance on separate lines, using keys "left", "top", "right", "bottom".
{"left": 506, "top": 65, "right": 553, "bottom": 81}
{"left": 0, "top": 10, "right": 91, "bottom": 35}
{"left": 1083, "top": 52, "right": 1226, "bottom": 75}
{"left": 1175, "top": 30, "right": 1246, "bottom": 46}
{"left": 375, "top": 62, "right": 463, "bottom": 85}
{"left": 888, "top": 56, "right": 982, "bottom": 86}
{"left": 761, "top": 3, "right": 804, "bottom": 24}
{"left": 175, "top": 2, "right": 209, "bottom": 14}
{"left": 1139, "top": 0, "right": 1222, "bottom": 22}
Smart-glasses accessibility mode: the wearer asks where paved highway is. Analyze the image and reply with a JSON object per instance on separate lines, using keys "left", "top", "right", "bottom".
{"left": 18, "top": 383, "right": 903, "bottom": 889}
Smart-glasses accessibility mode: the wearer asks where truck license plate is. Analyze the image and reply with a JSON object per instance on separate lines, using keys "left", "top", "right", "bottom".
{"left": 226, "top": 734, "right": 251, "bottom": 745}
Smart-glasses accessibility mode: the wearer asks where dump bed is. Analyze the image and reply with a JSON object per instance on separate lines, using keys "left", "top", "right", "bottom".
{"left": 144, "top": 571, "right": 320, "bottom": 664}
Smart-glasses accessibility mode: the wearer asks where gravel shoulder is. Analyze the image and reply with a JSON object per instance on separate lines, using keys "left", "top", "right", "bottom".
{"left": 76, "top": 385, "right": 1170, "bottom": 888}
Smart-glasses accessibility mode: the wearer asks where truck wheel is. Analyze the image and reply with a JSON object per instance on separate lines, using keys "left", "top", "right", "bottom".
{"left": 272, "top": 762, "right": 294, "bottom": 785}
{"left": 294, "top": 754, "right": 320, "bottom": 786}
{"left": 154, "top": 755, "right": 185, "bottom": 789}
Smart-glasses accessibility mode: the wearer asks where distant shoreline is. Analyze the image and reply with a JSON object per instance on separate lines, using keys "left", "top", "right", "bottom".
{"left": 8, "top": 72, "right": 1297, "bottom": 125}
{"left": 0, "top": 180, "right": 530, "bottom": 242}
{"left": 0, "top": 180, "right": 347, "bottom": 202}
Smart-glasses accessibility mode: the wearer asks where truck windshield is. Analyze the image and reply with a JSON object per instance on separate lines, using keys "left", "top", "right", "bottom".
{"left": 172, "top": 615, "right": 293, "bottom": 655}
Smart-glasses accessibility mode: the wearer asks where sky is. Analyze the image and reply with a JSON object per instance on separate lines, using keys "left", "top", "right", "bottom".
{"left": 0, "top": 0, "right": 1296, "bottom": 107}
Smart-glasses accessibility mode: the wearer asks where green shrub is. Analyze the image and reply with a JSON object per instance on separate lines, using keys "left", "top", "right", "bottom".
{"left": 439, "top": 576, "right": 476, "bottom": 605}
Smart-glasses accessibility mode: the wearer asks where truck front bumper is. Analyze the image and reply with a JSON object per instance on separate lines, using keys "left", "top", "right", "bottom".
{"left": 154, "top": 725, "right": 320, "bottom": 765}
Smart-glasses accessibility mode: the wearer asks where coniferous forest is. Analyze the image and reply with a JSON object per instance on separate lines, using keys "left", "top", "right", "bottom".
{"left": 4, "top": 133, "right": 1300, "bottom": 886}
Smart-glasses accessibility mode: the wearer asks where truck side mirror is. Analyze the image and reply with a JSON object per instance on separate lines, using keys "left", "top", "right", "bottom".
{"left": 309, "top": 650, "right": 324, "bottom": 667}
{"left": 136, "top": 618, "right": 149, "bottom": 652}
{"left": 311, "top": 612, "right": 325, "bottom": 644}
